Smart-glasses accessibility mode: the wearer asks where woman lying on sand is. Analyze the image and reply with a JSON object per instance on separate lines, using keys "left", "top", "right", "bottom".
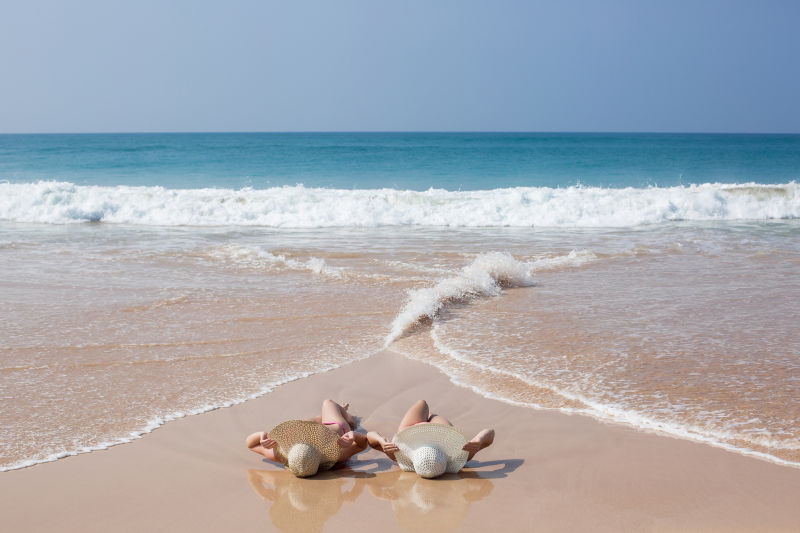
{"left": 367, "top": 400, "right": 495, "bottom": 478}
{"left": 246, "top": 399, "right": 368, "bottom": 477}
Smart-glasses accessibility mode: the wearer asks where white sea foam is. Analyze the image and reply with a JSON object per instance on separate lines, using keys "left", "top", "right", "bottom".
{"left": 384, "top": 250, "right": 598, "bottom": 345}
{"left": 0, "top": 379, "right": 291, "bottom": 472}
{"left": 1, "top": 181, "right": 798, "bottom": 227}
{"left": 385, "top": 252, "right": 535, "bottom": 345}
{"left": 425, "top": 328, "right": 800, "bottom": 469}
{"left": 530, "top": 249, "right": 597, "bottom": 270}
{"left": 0, "top": 352, "right": 373, "bottom": 472}
{"left": 206, "top": 244, "right": 343, "bottom": 278}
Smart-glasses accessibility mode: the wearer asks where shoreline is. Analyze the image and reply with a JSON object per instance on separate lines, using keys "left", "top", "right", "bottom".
{"left": 6, "top": 346, "right": 797, "bottom": 474}
{"left": 0, "top": 363, "right": 350, "bottom": 474}
{"left": 2, "top": 350, "right": 799, "bottom": 532}
{"left": 413, "top": 350, "right": 800, "bottom": 471}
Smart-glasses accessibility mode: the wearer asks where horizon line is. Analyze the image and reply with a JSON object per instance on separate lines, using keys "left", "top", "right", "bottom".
{"left": 1, "top": 129, "right": 799, "bottom": 136}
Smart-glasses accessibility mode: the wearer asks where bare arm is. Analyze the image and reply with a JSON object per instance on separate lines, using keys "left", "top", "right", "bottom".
{"left": 462, "top": 428, "right": 495, "bottom": 461}
{"left": 366, "top": 431, "right": 398, "bottom": 462}
{"left": 246, "top": 431, "right": 280, "bottom": 462}
{"left": 337, "top": 431, "right": 368, "bottom": 462}
{"left": 349, "top": 431, "right": 369, "bottom": 452}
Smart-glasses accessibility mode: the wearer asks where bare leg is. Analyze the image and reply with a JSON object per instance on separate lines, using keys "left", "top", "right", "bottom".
{"left": 428, "top": 414, "right": 453, "bottom": 426}
{"left": 398, "top": 399, "right": 431, "bottom": 432}
{"left": 339, "top": 402, "right": 357, "bottom": 429}
{"left": 320, "top": 399, "right": 354, "bottom": 433}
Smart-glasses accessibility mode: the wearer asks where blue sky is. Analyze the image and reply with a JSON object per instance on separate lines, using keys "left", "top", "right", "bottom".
{"left": 1, "top": 0, "right": 798, "bottom": 133}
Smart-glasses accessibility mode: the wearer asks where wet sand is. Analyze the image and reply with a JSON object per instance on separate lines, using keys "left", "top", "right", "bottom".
{"left": 1, "top": 350, "right": 799, "bottom": 532}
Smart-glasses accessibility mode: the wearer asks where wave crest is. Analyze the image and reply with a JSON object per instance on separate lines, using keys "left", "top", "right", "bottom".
{"left": 0, "top": 181, "right": 798, "bottom": 227}
{"left": 385, "top": 252, "right": 534, "bottom": 345}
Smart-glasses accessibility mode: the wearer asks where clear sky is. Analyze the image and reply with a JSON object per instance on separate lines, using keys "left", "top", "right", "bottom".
{"left": 1, "top": 0, "right": 798, "bottom": 133}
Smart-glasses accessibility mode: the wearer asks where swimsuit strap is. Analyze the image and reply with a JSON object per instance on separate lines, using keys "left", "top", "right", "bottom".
{"left": 322, "top": 421, "right": 347, "bottom": 436}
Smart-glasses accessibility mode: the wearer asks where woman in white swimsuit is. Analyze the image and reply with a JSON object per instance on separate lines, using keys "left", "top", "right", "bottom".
{"left": 366, "top": 399, "right": 494, "bottom": 463}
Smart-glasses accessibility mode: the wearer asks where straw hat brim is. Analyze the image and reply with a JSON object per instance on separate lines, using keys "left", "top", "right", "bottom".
{"left": 269, "top": 420, "right": 341, "bottom": 468}
{"left": 392, "top": 424, "right": 469, "bottom": 474}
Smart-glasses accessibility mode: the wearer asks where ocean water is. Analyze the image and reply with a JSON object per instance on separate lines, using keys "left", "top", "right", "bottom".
{"left": 1, "top": 132, "right": 799, "bottom": 470}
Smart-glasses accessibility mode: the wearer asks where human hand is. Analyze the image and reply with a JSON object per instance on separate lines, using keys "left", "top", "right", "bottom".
{"left": 382, "top": 441, "right": 399, "bottom": 454}
{"left": 338, "top": 431, "right": 355, "bottom": 447}
{"left": 260, "top": 432, "right": 278, "bottom": 449}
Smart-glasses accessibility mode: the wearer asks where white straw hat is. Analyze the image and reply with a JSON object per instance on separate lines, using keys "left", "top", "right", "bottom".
{"left": 269, "top": 420, "right": 341, "bottom": 477}
{"left": 392, "top": 424, "right": 469, "bottom": 478}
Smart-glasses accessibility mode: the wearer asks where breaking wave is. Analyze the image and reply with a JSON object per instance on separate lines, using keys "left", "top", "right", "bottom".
{"left": 1, "top": 181, "right": 798, "bottom": 227}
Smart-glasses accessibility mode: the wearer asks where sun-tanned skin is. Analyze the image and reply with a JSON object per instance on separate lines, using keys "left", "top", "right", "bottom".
{"left": 366, "top": 399, "right": 495, "bottom": 462}
{"left": 246, "top": 399, "right": 368, "bottom": 465}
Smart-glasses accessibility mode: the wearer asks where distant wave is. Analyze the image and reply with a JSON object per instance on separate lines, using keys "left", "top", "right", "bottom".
{"left": 0, "top": 181, "right": 798, "bottom": 227}
{"left": 205, "top": 244, "right": 344, "bottom": 278}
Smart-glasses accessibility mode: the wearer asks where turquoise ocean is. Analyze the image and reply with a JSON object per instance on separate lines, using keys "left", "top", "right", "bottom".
{"left": 1, "top": 133, "right": 799, "bottom": 470}
{"left": 2, "top": 132, "right": 800, "bottom": 190}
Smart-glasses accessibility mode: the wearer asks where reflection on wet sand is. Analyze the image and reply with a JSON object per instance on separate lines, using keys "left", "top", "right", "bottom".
{"left": 368, "top": 471, "right": 493, "bottom": 532}
{"left": 373, "top": 459, "right": 522, "bottom": 531}
{"left": 247, "top": 468, "right": 372, "bottom": 533}
{"left": 247, "top": 459, "right": 520, "bottom": 533}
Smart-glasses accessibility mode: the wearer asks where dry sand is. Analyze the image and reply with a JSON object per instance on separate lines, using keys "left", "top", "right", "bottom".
{"left": 1, "top": 350, "right": 799, "bottom": 532}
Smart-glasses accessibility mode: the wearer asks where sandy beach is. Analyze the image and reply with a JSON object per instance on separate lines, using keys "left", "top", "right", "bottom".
{"left": 1, "top": 350, "right": 798, "bottom": 532}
